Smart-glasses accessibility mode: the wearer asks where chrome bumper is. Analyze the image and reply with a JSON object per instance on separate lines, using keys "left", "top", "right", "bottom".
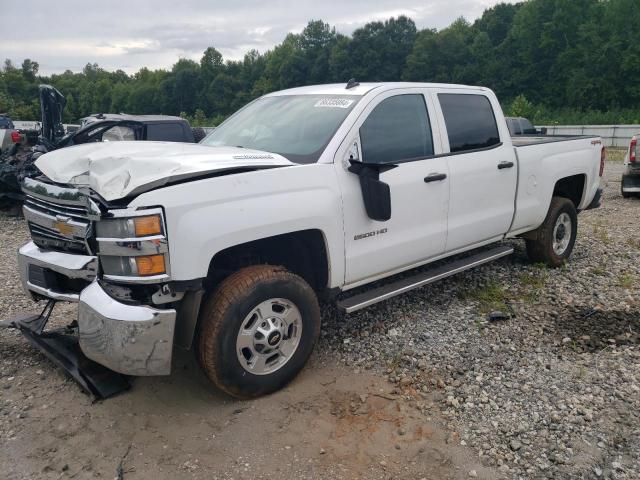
{"left": 18, "top": 241, "right": 176, "bottom": 376}
{"left": 18, "top": 241, "right": 97, "bottom": 302}
{"left": 78, "top": 282, "right": 176, "bottom": 376}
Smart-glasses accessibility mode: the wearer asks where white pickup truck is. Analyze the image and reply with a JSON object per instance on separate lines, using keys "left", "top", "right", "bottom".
{"left": 10, "top": 82, "right": 604, "bottom": 399}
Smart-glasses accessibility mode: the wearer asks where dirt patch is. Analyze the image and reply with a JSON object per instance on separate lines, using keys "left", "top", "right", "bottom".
{"left": 0, "top": 340, "right": 496, "bottom": 480}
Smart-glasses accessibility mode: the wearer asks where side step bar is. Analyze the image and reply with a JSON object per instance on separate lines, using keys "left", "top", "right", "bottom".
{"left": 336, "top": 245, "right": 514, "bottom": 313}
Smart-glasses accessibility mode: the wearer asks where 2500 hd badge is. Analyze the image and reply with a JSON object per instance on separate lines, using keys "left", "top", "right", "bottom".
{"left": 354, "top": 228, "right": 388, "bottom": 241}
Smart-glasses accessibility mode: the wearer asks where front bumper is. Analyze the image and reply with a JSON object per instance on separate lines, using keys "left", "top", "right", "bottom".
{"left": 19, "top": 241, "right": 97, "bottom": 302}
{"left": 18, "top": 241, "right": 176, "bottom": 376}
{"left": 78, "top": 282, "right": 176, "bottom": 376}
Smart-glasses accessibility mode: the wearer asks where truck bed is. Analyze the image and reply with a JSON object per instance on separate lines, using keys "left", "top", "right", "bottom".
{"left": 509, "top": 133, "right": 602, "bottom": 235}
{"left": 511, "top": 135, "right": 599, "bottom": 147}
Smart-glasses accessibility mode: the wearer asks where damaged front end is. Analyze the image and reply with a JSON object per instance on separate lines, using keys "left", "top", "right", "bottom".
{"left": 0, "top": 84, "right": 145, "bottom": 209}
{"left": 2, "top": 176, "right": 184, "bottom": 399}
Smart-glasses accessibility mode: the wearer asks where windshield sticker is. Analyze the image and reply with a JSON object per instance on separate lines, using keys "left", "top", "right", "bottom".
{"left": 314, "top": 98, "right": 354, "bottom": 108}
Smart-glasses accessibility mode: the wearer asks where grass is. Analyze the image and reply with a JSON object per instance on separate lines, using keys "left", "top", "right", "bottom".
{"left": 618, "top": 273, "right": 636, "bottom": 288}
{"left": 460, "top": 281, "right": 510, "bottom": 315}
{"left": 627, "top": 238, "right": 640, "bottom": 250}
{"left": 518, "top": 268, "right": 549, "bottom": 303}
{"left": 606, "top": 147, "right": 627, "bottom": 163}
{"left": 592, "top": 223, "right": 612, "bottom": 245}
{"left": 591, "top": 266, "right": 607, "bottom": 276}
{"left": 461, "top": 265, "right": 550, "bottom": 315}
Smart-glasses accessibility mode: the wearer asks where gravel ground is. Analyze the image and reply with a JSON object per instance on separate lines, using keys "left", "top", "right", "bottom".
{"left": 0, "top": 155, "right": 638, "bottom": 479}
{"left": 321, "top": 158, "right": 640, "bottom": 479}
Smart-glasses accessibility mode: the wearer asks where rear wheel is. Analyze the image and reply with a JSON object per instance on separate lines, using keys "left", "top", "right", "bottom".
{"left": 197, "top": 265, "right": 320, "bottom": 398}
{"left": 525, "top": 197, "right": 578, "bottom": 267}
{"left": 621, "top": 179, "right": 632, "bottom": 198}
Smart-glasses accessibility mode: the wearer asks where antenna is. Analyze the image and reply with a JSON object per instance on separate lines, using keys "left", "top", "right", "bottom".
{"left": 346, "top": 78, "right": 359, "bottom": 89}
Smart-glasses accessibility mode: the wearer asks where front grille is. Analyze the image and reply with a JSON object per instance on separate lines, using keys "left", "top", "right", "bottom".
{"left": 22, "top": 180, "right": 94, "bottom": 255}
{"left": 28, "top": 222, "right": 90, "bottom": 254}
{"left": 24, "top": 195, "right": 89, "bottom": 222}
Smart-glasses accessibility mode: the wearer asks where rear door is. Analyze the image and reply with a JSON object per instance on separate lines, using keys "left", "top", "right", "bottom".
{"left": 336, "top": 89, "right": 449, "bottom": 285}
{"left": 431, "top": 90, "right": 517, "bottom": 252}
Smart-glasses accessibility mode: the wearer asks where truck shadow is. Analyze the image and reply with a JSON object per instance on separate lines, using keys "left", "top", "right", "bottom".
{"left": 552, "top": 308, "right": 640, "bottom": 352}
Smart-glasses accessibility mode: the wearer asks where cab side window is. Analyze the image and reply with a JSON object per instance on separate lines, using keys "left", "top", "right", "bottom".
{"left": 359, "top": 94, "right": 433, "bottom": 164}
{"left": 438, "top": 93, "right": 500, "bottom": 152}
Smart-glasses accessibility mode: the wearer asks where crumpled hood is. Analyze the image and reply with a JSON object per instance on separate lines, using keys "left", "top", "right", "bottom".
{"left": 34, "top": 141, "right": 294, "bottom": 201}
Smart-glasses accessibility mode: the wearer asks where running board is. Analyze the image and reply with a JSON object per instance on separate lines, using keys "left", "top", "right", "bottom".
{"left": 336, "top": 245, "right": 514, "bottom": 313}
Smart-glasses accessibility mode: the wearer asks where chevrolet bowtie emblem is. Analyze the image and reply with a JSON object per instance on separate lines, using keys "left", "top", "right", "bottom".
{"left": 53, "top": 215, "right": 74, "bottom": 236}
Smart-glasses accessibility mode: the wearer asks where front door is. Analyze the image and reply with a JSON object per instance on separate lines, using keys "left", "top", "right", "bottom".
{"left": 336, "top": 90, "right": 450, "bottom": 286}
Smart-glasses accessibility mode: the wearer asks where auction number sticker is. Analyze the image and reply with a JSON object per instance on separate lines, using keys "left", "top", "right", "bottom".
{"left": 314, "top": 98, "right": 354, "bottom": 108}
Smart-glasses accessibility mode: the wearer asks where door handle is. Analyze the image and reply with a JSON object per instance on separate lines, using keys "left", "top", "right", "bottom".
{"left": 424, "top": 173, "right": 447, "bottom": 183}
{"left": 498, "top": 161, "right": 515, "bottom": 169}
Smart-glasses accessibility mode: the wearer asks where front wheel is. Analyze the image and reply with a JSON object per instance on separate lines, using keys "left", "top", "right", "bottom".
{"left": 197, "top": 265, "right": 321, "bottom": 398}
{"left": 525, "top": 197, "right": 578, "bottom": 267}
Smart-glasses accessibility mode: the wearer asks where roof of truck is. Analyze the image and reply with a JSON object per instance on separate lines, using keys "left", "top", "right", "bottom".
{"left": 80, "top": 113, "right": 187, "bottom": 125}
{"left": 266, "top": 82, "right": 489, "bottom": 97}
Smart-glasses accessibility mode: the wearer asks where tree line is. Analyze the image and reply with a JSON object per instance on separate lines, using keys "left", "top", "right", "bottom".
{"left": 1, "top": 0, "right": 640, "bottom": 126}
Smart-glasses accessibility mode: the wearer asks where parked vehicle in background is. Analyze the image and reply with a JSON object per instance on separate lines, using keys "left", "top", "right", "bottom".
{"left": 0, "top": 115, "right": 15, "bottom": 129}
{"left": 0, "top": 115, "right": 22, "bottom": 155}
{"left": 7, "top": 82, "right": 604, "bottom": 400}
{"left": 0, "top": 85, "right": 206, "bottom": 208}
{"left": 506, "top": 116, "right": 547, "bottom": 136}
{"left": 621, "top": 134, "right": 639, "bottom": 197}
{"left": 80, "top": 113, "right": 198, "bottom": 143}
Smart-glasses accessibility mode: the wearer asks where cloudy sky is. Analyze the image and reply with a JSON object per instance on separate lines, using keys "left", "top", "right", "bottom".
{"left": 5, "top": 0, "right": 517, "bottom": 75}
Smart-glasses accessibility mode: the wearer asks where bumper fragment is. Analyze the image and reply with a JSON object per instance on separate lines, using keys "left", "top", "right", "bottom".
{"left": 78, "top": 282, "right": 176, "bottom": 376}
{"left": 0, "top": 301, "right": 130, "bottom": 399}
{"left": 18, "top": 241, "right": 97, "bottom": 302}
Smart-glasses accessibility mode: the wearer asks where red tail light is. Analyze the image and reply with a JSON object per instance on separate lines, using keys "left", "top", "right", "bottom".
{"left": 10, "top": 131, "right": 20, "bottom": 143}
{"left": 630, "top": 136, "right": 637, "bottom": 163}
{"left": 599, "top": 146, "right": 606, "bottom": 177}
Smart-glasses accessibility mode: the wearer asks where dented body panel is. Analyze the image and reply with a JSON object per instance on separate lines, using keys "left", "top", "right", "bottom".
{"left": 35, "top": 141, "right": 294, "bottom": 201}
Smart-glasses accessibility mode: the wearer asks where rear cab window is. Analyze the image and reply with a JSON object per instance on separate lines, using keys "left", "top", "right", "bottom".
{"left": 146, "top": 123, "right": 187, "bottom": 142}
{"left": 438, "top": 93, "right": 501, "bottom": 153}
{"left": 359, "top": 94, "right": 434, "bottom": 164}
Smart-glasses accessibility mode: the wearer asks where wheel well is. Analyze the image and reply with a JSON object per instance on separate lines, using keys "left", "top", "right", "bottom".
{"left": 553, "top": 174, "right": 585, "bottom": 208}
{"left": 206, "top": 230, "right": 329, "bottom": 294}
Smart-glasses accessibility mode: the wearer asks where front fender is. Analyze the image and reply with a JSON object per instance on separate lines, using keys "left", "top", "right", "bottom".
{"left": 129, "top": 164, "right": 344, "bottom": 288}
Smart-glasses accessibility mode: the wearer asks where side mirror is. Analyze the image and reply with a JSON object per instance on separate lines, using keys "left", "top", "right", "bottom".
{"left": 358, "top": 174, "right": 392, "bottom": 221}
{"left": 348, "top": 157, "right": 396, "bottom": 222}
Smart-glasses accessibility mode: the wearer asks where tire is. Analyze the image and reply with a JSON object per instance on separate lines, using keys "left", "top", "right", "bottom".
{"left": 197, "top": 265, "right": 321, "bottom": 399}
{"left": 525, "top": 197, "right": 578, "bottom": 268}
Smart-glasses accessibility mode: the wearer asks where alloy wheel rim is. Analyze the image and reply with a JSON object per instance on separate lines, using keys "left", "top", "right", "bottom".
{"left": 235, "top": 298, "right": 302, "bottom": 375}
{"left": 552, "top": 212, "right": 572, "bottom": 255}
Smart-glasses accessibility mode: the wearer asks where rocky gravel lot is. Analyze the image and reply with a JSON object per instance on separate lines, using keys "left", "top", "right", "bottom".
{"left": 322, "top": 158, "right": 640, "bottom": 479}
{"left": 0, "top": 155, "right": 638, "bottom": 479}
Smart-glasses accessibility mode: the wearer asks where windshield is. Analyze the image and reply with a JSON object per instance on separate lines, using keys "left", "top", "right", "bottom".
{"left": 201, "top": 94, "right": 360, "bottom": 164}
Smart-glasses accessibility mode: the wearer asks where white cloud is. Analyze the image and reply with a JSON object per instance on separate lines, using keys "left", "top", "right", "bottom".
{"left": 4, "top": 0, "right": 518, "bottom": 75}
